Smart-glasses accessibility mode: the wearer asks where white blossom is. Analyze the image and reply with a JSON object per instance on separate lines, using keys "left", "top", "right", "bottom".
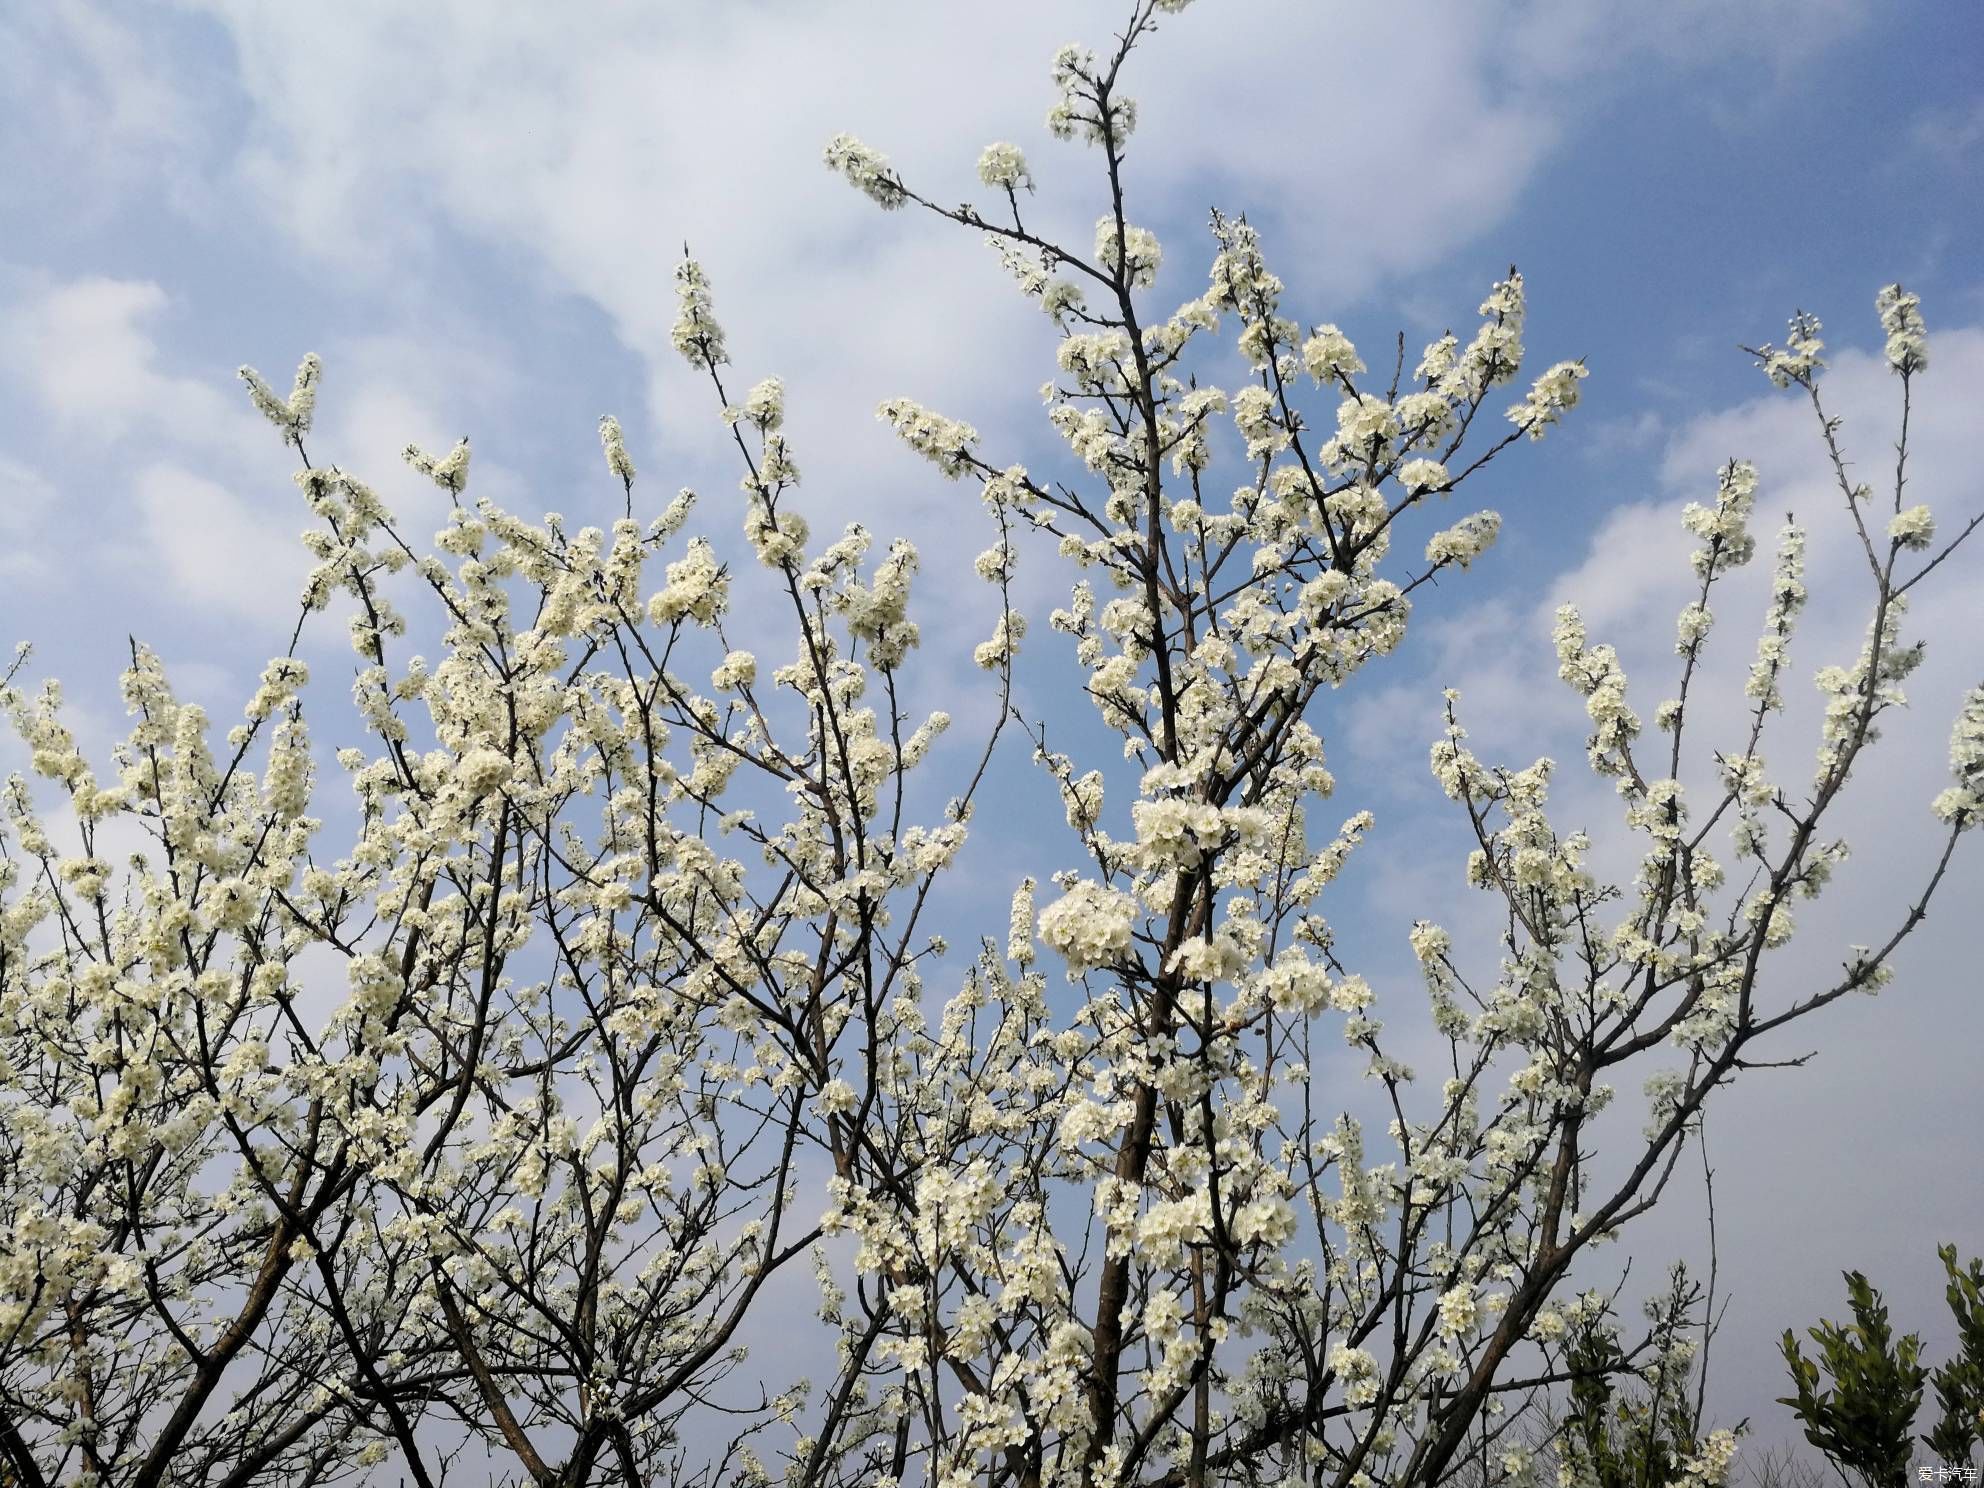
{"left": 977, "top": 141, "right": 1031, "bottom": 191}
{"left": 1038, "top": 881, "right": 1137, "bottom": 974}
{"left": 823, "top": 132, "right": 905, "bottom": 208}
{"left": 238, "top": 352, "right": 321, "bottom": 442}
{"left": 1876, "top": 281, "right": 1928, "bottom": 374}
{"left": 599, "top": 414, "right": 635, "bottom": 483}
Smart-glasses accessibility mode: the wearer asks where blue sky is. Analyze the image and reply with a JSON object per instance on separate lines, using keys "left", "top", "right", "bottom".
{"left": 3, "top": 0, "right": 1981, "bottom": 1450}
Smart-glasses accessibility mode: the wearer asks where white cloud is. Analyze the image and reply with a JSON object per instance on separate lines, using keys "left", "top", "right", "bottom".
{"left": 1, "top": 276, "right": 247, "bottom": 449}
{"left": 0, "top": 1, "right": 216, "bottom": 226}
{"left": 1911, "top": 97, "right": 1984, "bottom": 166}
{"left": 126, "top": 463, "right": 302, "bottom": 623}
{"left": 0, "top": 275, "right": 313, "bottom": 624}
{"left": 0, "top": 455, "right": 58, "bottom": 585}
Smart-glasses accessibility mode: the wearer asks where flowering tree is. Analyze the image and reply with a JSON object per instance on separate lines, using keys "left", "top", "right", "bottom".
{"left": 1, "top": 3, "right": 1978, "bottom": 1486}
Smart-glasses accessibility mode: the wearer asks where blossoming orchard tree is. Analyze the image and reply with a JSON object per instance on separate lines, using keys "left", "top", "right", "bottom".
{"left": 2, "top": 4, "right": 1979, "bottom": 1487}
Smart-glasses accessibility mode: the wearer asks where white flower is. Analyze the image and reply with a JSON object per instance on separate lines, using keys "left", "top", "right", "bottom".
{"left": 1399, "top": 458, "right": 1448, "bottom": 493}
{"left": 1507, "top": 360, "right": 1587, "bottom": 439}
{"left": 456, "top": 748, "right": 512, "bottom": 798}
{"left": 1933, "top": 686, "right": 1984, "bottom": 830}
{"left": 1095, "top": 217, "right": 1162, "bottom": 289}
{"left": 1748, "top": 522, "right": 1808, "bottom": 710}
{"left": 1675, "top": 1429, "right": 1742, "bottom": 1488}
{"left": 1166, "top": 931, "right": 1245, "bottom": 983}
{"left": 1888, "top": 504, "right": 1934, "bottom": 550}
{"left": 1408, "top": 922, "right": 1450, "bottom": 964}
{"left": 1437, "top": 1283, "right": 1478, "bottom": 1338}
{"left": 977, "top": 142, "right": 1031, "bottom": 191}
{"left": 1329, "top": 1343, "right": 1381, "bottom": 1407}
{"left": 742, "top": 376, "right": 785, "bottom": 432}
{"left": 1302, "top": 325, "right": 1364, "bottom": 387}
{"left": 648, "top": 538, "right": 728, "bottom": 626}
{"left": 599, "top": 415, "right": 635, "bottom": 483}
{"left": 1336, "top": 393, "right": 1398, "bottom": 453}
{"left": 1675, "top": 601, "right": 1714, "bottom": 652}
{"left": 1007, "top": 877, "right": 1036, "bottom": 966}
{"left": 403, "top": 437, "right": 471, "bottom": 494}
{"left": 1130, "top": 798, "right": 1225, "bottom": 868}
{"left": 1038, "top": 881, "right": 1137, "bottom": 975}
{"left": 1254, "top": 949, "right": 1331, "bottom": 1016}
{"left": 1759, "top": 309, "right": 1824, "bottom": 387}
{"left": 1426, "top": 512, "right": 1501, "bottom": 570}
{"left": 823, "top": 133, "right": 905, "bottom": 208}
{"left": 672, "top": 258, "right": 729, "bottom": 366}
{"left": 1876, "top": 282, "right": 1928, "bottom": 374}
{"left": 238, "top": 353, "right": 321, "bottom": 442}
{"left": 877, "top": 398, "right": 978, "bottom": 477}
{"left": 1231, "top": 1195, "right": 1296, "bottom": 1248}
{"left": 1328, "top": 974, "right": 1374, "bottom": 1014}
{"left": 711, "top": 651, "right": 756, "bottom": 691}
